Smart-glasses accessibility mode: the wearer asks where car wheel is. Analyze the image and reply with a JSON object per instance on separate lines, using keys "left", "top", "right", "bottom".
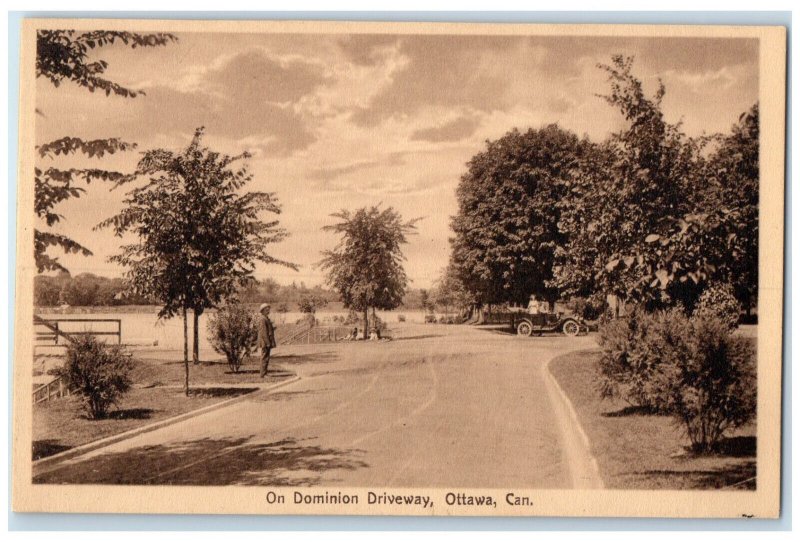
{"left": 562, "top": 320, "right": 580, "bottom": 337}
{"left": 516, "top": 321, "right": 533, "bottom": 337}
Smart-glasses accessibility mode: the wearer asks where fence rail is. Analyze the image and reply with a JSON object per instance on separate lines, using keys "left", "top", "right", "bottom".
{"left": 34, "top": 317, "right": 122, "bottom": 349}
{"left": 33, "top": 377, "right": 71, "bottom": 404}
{"left": 32, "top": 316, "right": 122, "bottom": 404}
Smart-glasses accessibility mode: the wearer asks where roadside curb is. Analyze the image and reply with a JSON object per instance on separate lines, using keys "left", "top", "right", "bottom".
{"left": 32, "top": 375, "right": 301, "bottom": 477}
{"left": 544, "top": 353, "right": 605, "bottom": 489}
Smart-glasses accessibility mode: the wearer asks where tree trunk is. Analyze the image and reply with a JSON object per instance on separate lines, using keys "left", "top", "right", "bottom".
{"left": 183, "top": 306, "right": 189, "bottom": 396}
{"left": 363, "top": 306, "right": 369, "bottom": 341}
{"left": 192, "top": 308, "right": 200, "bottom": 365}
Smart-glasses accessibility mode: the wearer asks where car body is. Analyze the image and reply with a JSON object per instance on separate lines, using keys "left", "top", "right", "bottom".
{"left": 510, "top": 311, "right": 589, "bottom": 337}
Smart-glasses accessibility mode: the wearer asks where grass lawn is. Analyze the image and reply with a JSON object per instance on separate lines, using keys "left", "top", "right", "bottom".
{"left": 33, "top": 386, "right": 261, "bottom": 461}
{"left": 33, "top": 352, "right": 296, "bottom": 461}
{"left": 549, "top": 349, "right": 756, "bottom": 490}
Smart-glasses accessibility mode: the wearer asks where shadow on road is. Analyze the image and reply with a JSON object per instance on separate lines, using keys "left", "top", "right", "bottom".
{"left": 391, "top": 333, "right": 446, "bottom": 341}
{"left": 253, "top": 388, "right": 337, "bottom": 402}
{"left": 34, "top": 436, "right": 368, "bottom": 486}
{"left": 273, "top": 352, "right": 338, "bottom": 365}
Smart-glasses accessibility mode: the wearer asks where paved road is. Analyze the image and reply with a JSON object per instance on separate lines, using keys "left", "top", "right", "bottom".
{"left": 35, "top": 324, "right": 598, "bottom": 488}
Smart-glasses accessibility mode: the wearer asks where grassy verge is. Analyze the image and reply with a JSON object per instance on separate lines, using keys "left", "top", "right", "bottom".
{"left": 33, "top": 386, "right": 261, "bottom": 460}
{"left": 549, "top": 349, "right": 756, "bottom": 490}
{"left": 33, "top": 353, "right": 296, "bottom": 461}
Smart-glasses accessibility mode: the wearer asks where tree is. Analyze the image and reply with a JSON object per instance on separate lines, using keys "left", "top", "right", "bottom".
{"left": 707, "top": 104, "right": 759, "bottom": 313}
{"left": 433, "top": 265, "right": 474, "bottom": 317}
{"left": 552, "top": 55, "right": 743, "bottom": 311}
{"left": 34, "top": 30, "right": 176, "bottom": 272}
{"left": 98, "top": 128, "right": 294, "bottom": 394}
{"left": 449, "top": 125, "right": 589, "bottom": 308}
{"left": 298, "top": 294, "right": 329, "bottom": 325}
{"left": 419, "top": 289, "right": 432, "bottom": 313}
{"left": 319, "top": 206, "right": 418, "bottom": 339}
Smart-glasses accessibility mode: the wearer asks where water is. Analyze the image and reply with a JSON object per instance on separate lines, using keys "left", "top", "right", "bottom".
{"left": 37, "top": 309, "right": 431, "bottom": 350}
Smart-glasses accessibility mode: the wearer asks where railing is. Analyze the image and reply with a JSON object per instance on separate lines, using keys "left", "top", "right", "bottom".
{"left": 32, "top": 315, "right": 121, "bottom": 404}
{"left": 34, "top": 317, "right": 122, "bottom": 345}
{"left": 281, "top": 325, "right": 391, "bottom": 345}
{"left": 33, "top": 377, "right": 71, "bottom": 404}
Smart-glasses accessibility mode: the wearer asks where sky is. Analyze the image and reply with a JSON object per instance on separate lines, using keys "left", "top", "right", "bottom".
{"left": 35, "top": 31, "right": 759, "bottom": 288}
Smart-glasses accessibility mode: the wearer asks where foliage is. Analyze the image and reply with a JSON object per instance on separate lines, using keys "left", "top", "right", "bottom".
{"left": 207, "top": 302, "right": 257, "bottom": 373}
{"left": 319, "top": 205, "right": 418, "bottom": 338}
{"left": 597, "top": 309, "right": 691, "bottom": 411}
{"left": 37, "top": 30, "right": 176, "bottom": 97}
{"left": 552, "top": 56, "right": 758, "bottom": 312}
{"left": 449, "top": 125, "right": 589, "bottom": 306}
{"left": 693, "top": 283, "right": 742, "bottom": 330}
{"left": 706, "top": 104, "right": 759, "bottom": 312}
{"left": 668, "top": 317, "right": 756, "bottom": 452}
{"left": 34, "top": 30, "right": 175, "bottom": 272}
{"left": 419, "top": 289, "right": 433, "bottom": 313}
{"left": 98, "top": 128, "right": 294, "bottom": 391}
{"left": 596, "top": 309, "right": 756, "bottom": 452}
{"left": 298, "top": 294, "right": 329, "bottom": 315}
{"left": 58, "top": 335, "right": 134, "bottom": 419}
{"left": 565, "top": 295, "right": 605, "bottom": 321}
{"left": 34, "top": 273, "right": 153, "bottom": 307}
{"left": 433, "top": 264, "right": 474, "bottom": 314}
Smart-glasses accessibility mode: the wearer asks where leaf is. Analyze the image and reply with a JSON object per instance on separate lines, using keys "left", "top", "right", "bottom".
{"left": 644, "top": 234, "right": 660, "bottom": 243}
{"left": 654, "top": 268, "right": 670, "bottom": 289}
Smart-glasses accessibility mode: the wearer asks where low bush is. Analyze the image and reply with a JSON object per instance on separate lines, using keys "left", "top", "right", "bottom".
{"left": 596, "top": 308, "right": 690, "bottom": 411}
{"left": 567, "top": 295, "right": 605, "bottom": 321}
{"left": 596, "top": 309, "right": 756, "bottom": 452}
{"left": 207, "top": 303, "right": 256, "bottom": 373}
{"left": 397, "top": 314, "right": 406, "bottom": 322}
{"left": 59, "top": 336, "right": 135, "bottom": 419}
{"left": 668, "top": 317, "right": 756, "bottom": 452}
{"left": 693, "top": 283, "right": 741, "bottom": 330}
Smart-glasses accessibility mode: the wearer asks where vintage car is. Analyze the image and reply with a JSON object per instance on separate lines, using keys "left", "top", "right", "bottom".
{"left": 510, "top": 310, "right": 589, "bottom": 337}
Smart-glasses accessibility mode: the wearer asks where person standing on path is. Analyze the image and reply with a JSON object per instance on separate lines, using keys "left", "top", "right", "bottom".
{"left": 257, "top": 303, "right": 276, "bottom": 378}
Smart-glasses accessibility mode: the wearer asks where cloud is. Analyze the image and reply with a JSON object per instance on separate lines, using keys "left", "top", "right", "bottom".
{"left": 308, "top": 152, "right": 407, "bottom": 183}
{"left": 410, "top": 114, "right": 481, "bottom": 142}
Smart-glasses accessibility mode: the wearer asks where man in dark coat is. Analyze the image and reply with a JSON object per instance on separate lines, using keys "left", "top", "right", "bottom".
{"left": 257, "top": 303, "right": 276, "bottom": 378}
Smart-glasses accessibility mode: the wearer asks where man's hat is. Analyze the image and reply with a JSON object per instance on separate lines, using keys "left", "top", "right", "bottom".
{"left": 259, "top": 303, "right": 270, "bottom": 312}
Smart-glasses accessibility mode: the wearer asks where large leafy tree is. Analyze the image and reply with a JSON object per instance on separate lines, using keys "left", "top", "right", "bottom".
{"left": 707, "top": 103, "right": 759, "bottom": 313}
{"left": 553, "top": 56, "right": 757, "bottom": 312}
{"left": 319, "top": 206, "right": 418, "bottom": 339}
{"left": 449, "top": 125, "right": 589, "bottom": 308}
{"left": 34, "top": 30, "right": 176, "bottom": 272}
{"left": 98, "top": 128, "right": 294, "bottom": 393}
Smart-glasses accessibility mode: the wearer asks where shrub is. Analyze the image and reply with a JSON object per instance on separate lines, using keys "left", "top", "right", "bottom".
{"left": 207, "top": 303, "right": 256, "bottom": 373}
{"left": 397, "top": 314, "right": 406, "bottom": 322}
{"left": 59, "top": 336, "right": 134, "bottom": 419}
{"left": 597, "top": 309, "right": 757, "bottom": 452}
{"left": 567, "top": 295, "right": 605, "bottom": 321}
{"left": 693, "top": 283, "right": 742, "bottom": 330}
{"left": 667, "top": 317, "right": 756, "bottom": 452}
{"left": 596, "top": 308, "right": 691, "bottom": 411}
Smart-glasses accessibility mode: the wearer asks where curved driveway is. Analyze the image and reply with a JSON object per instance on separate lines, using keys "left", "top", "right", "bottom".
{"left": 35, "top": 324, "right": 599, "bottom": 488}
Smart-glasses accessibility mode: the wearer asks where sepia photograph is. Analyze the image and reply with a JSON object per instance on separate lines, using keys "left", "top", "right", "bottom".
{"left": 12, "top": 18, "right": 786, "bottom": 518}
